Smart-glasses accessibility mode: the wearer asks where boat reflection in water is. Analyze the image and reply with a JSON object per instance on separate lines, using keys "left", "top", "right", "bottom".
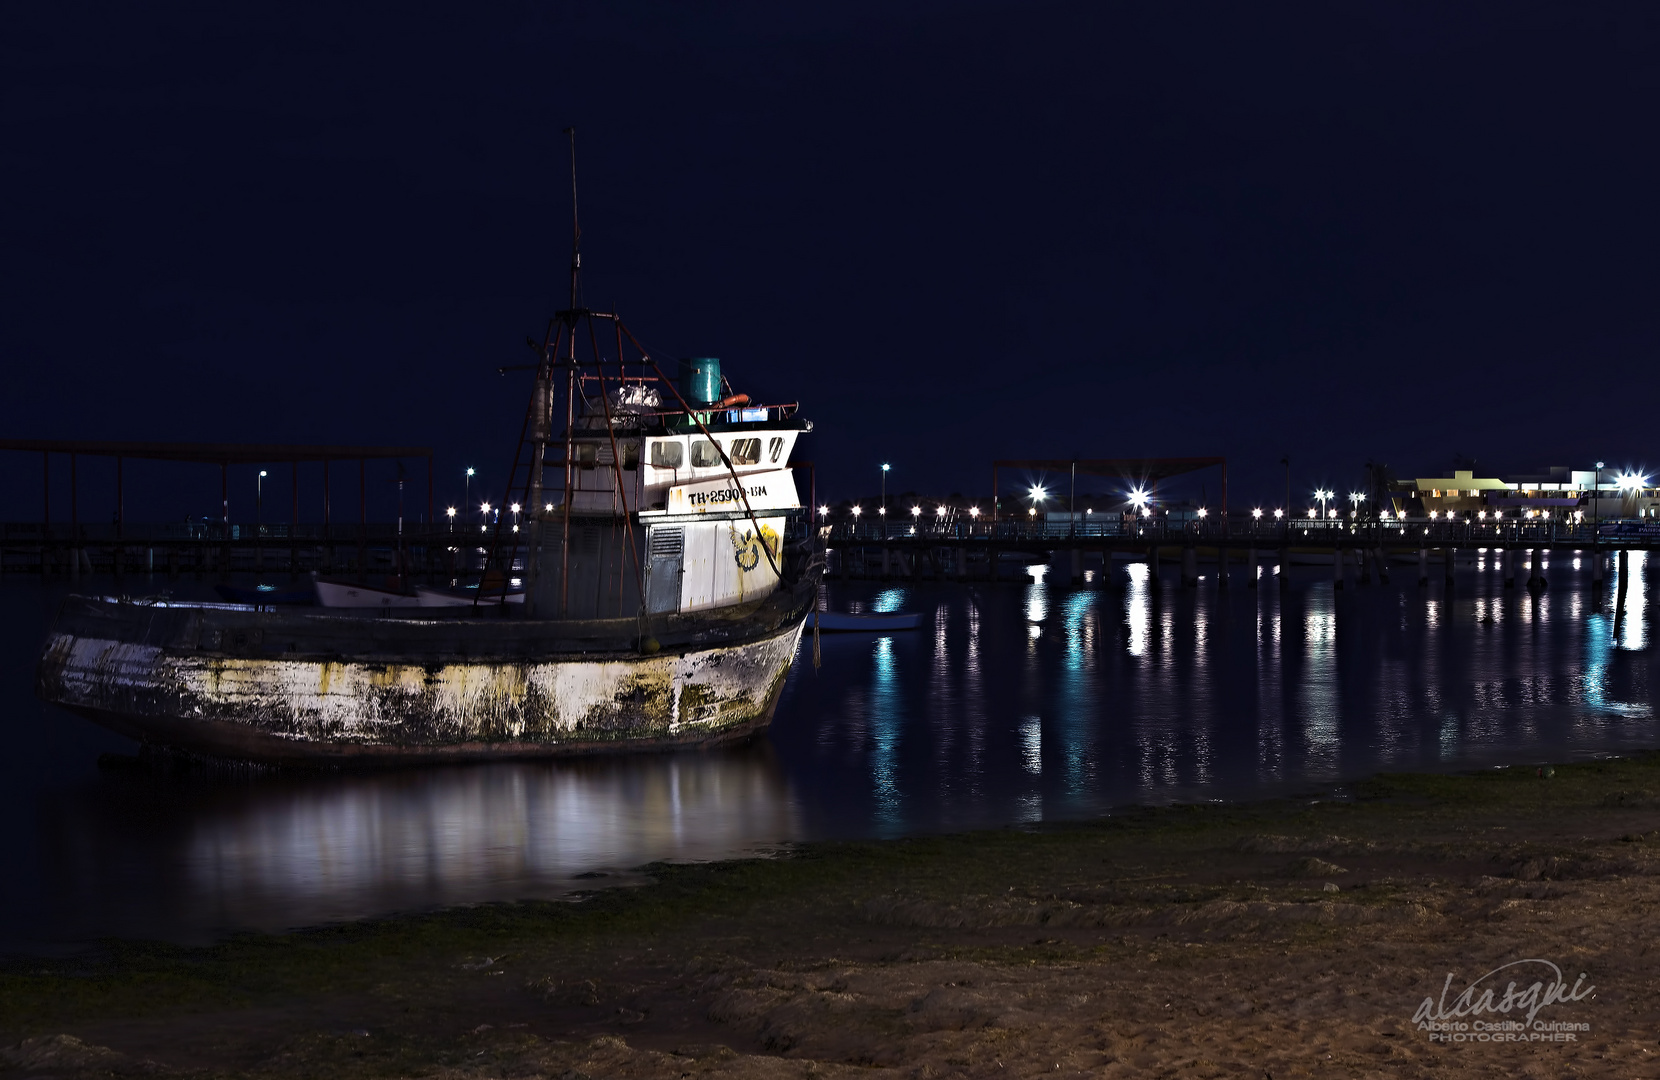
{"left": 36, "top": 746, "right": 796, "bottom": 945}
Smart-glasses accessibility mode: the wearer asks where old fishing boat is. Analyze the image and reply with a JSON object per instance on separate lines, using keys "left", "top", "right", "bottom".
{"left": 35, "top": 151, "right": 823, "bottom": 764}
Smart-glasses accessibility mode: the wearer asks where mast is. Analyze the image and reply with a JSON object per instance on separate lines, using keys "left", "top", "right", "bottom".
{"left": 559, "top": 126, "right": 579, "bottom": 616}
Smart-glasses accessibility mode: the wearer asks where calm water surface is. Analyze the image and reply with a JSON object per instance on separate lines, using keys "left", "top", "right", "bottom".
{"left": 3, "top": 554, "right": 1655, "bottom": 949}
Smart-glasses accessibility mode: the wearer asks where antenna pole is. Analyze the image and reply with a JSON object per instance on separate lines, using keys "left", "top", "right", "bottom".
{"left": 565, "top": 126, "right": 580, "bottom": 311}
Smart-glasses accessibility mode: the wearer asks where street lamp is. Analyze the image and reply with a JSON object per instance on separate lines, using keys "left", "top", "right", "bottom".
{"left": 1314, "top": 489, "right": 1333, "bottom": 521}
{"left": 446, "top": 506, "right": 457, "bottom": 533}
{"left": 465, "top": 467, "right": 475, "bottom": 513}
{"left": 880, "top": 464, "right": 890, "bottom": 535}
{"left": 256, "top": 470, "right": 267, "bottom": 527}
{"left": 850, "top": 505, "right": 863, "bottom": 521}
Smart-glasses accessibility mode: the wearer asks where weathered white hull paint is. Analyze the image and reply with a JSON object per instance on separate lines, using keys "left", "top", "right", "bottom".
{"left": 40, "top": 618, "right": 806, "bottom": 763}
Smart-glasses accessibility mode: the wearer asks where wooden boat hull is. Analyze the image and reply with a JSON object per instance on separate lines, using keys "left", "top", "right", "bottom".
{"left": 36, "top": 587, "right": 811, "bottom": 764}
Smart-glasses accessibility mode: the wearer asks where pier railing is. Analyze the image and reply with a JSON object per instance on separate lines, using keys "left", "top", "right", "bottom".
{"left": 820, "top": 516, "right": 1660, "bottom": 546}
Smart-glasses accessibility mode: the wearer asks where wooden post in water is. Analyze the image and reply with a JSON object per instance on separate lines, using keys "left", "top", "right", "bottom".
{"left": 1278, "top": 545, "right": 1288, "bottom": 591}
{"left": 1217, "top": 546, "right": 1229, "bottom": 589}
{"left": 1247, "top": 547, "right": 1258, "bottom": 588}
{"left": 1070, "top": 547, "right": 1082, "bottom": 586}
{"left": 1181, "top": 546, "right": 1197, "bottom": 587}
{"left": 1418, "top": 546, "right": 1428, "bottom": 586}
{"left": 1503, "top": 546, "right": 1515, "bottom": 587}
{"left": 1529, "top": 547, "right": 1543, "bottom": 590}
{"left": 1444, "top": 546, "right": 1455, "bottom": 587}
{"left": 1593, "top": 548, "right": 1605, "bottom": 583}
{"left": 1332, "top": 543, "right": 1342, "bottom": 589}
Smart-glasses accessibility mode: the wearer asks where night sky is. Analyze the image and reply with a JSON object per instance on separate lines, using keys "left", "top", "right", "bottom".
{"left": 3, "top": 2, "right": 1658, "bottom": 522}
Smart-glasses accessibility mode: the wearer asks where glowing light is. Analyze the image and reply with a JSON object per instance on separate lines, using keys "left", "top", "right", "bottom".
{"left": 480, "top": 502, "right": 491, "bottom": 513}
{"left": 911, "top": 505, "right": 921, "bottom": 517}
{"left": 1029, "top": 485, "right": 1046, "bottom": 502}
{"left": 509, "top": 503, "right": 521, "bottom": 514}
{"left": 819, "top": 505, "right": 829, "bottom": 517}
{"left": 466, "top": 468, "right": 475, "bottom": 477}
{"left": 935, "top": 505, "right": 947, "bottom": 517}
{"left": 1129, "top": 487, "right": 1149, "bottom": 507}
{"left": 1478, "top": 510, "right": 1487, "bottom": 520}
{"left": 445, "top": 507, "right": 456, "bottom": 518}
{"left": 1327, "top": 509, "right": 1337, "bottom": 519}
{"left": 1252, "top": 507, "right": 1263, "bottom": 519}
{"left": 969, "top": 506, "right": 981, "bottom": 518}
{"left": 544, "top": 503, "right": 553, "bottom": 512}
{"left": 1308, "top": 508, "right": 1317, "bottom": 519}
{"left": 1273, "top": 508, "right": 1284, "bottom": 519}
{"left": 850, "top": 505, "right": 863, "bottom": 518}
{"left": 1619, "top": 472, "right": 1648, "bottom": 491}
{"left": 1429, "top": 510, "right": 1438, "bottom": 519}
{"left": 1029, "top": 507, "right": 1037, "bottom": 517}
{"left": 878, "top": 506, "right": 886, "bottom": 515}
{"left": 1196, "top": 507, "right": 1208, "bottom": 519}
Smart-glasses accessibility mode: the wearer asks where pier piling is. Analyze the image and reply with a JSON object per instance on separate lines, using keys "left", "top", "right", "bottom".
{"left": 1418, "top": 546, "right": 1428, "bottom": 586}
{"left": 1247, "top": 547, "right": 1258, "bottom": 588}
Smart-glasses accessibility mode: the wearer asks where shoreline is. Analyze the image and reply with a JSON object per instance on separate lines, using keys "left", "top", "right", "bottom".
{"left": 6, "top": 752, "right": 1660, "bottom": 1077}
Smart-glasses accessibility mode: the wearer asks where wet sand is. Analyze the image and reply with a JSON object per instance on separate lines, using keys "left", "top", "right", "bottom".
{"left": 5, "top": 754, "right": 1660, "bottom": 1078}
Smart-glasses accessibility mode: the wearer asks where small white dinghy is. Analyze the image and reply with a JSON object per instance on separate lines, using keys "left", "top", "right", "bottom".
{"left": 814, "top": 611, "right": 923, "bottom": 632}
{"left": 414, "top": 585, "right": 526, "bottom": 607}
{"left": 313, "top": 577, "right": 421, "bottom": 608}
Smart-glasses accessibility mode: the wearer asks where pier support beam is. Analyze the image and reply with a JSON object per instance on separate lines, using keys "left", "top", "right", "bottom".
{"left": 1529, "top": 548, "right": 1544, "bottom": 590}
{"left": 1503, "top": 547, "right": 1515, "bottom": 587}
{"left": 1359, "top": 545, "right": 1372, "bottom": 584}
{"left": 1181, "top": 546, "right": 1198, "bottom": 587}
{"left": 1418, "top": 546, "right": 1428, "bottom": 586}
{"left": 1593, "top": 549, "right": 1604, "bottom": 583}
{"left": 1375, "top": 547, "right": 1390, "bottom": 584}
{"left": 1333, "top": 545, "right": 1343, "bottom": 589}
{"left": 1444, "top": 546, "right": 1455, "bottom": 587}
{"left": 955, "top": 547, "right": 967, "bottom": 580}
{"left": 1150, "top": 546, "right": 1161, "bottom": 586}
{"left": 1247, "top": 547, "right": 1258, "bottom": 588}
{"left": 1217, "top": 547, "right": 1230, "bottom": 589}
{"left": 1070, "top": 547, "right": 1082, "bottom": 586}
{"left": 881, "top": 547, "right": 891, "bottom": 580}
{"left": 1278, "top": 545, "right": 1289, "bottom": 591}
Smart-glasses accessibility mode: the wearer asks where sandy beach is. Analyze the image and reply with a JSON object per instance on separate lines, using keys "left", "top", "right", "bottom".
{"left": 5, "top": 754, "right": 1659, "bottom": 1078}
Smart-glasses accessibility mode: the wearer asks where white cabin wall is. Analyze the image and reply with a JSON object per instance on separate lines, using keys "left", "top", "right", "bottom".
{"left": 680, "top": 521, "right": 718, "bottom": 612}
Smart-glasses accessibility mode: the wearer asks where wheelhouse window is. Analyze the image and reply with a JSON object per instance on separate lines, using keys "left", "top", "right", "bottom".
{"left": 650, "top": 440, "right": 684, "bottom": 469}
{"left": 574, "top": 443, "right": 598, "bottom": 469}
{"left": 690, "top": 438, "right": 722, "bottom": 468}
{"left": 767, "top": 437, "right": 784, "bottom": 463}
{"left": 730, "top": 438, "right": 761, "bottom": 466}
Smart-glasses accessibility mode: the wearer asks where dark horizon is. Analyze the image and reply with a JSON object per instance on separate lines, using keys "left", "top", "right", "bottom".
{"left": 4, "top": 2, "right": 1659, "bottom": 522}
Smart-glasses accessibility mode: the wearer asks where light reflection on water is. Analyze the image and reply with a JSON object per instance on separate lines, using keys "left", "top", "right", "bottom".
{"left": 3, "top": 555, "right": 1658, "bottom": 947}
